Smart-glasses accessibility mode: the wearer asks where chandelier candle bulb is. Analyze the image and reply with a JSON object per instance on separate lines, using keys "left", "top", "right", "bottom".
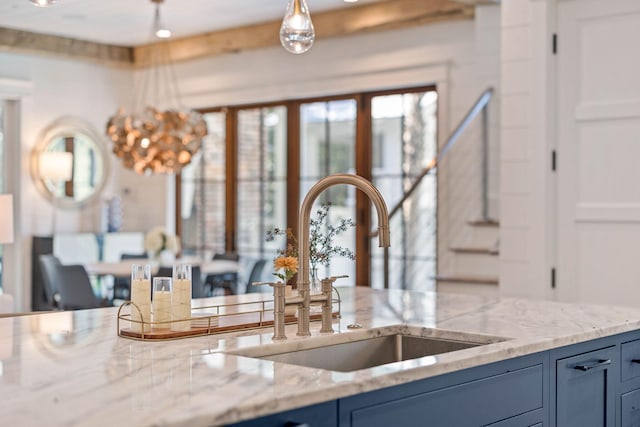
{"left": 171, "top": 264, "right": 192, "bottom": 332}
{"left": 152, "top": 277, "right": 172, "bottom": 329}
{"left": 130, "top": 264, "right": 152, "bottom": 333}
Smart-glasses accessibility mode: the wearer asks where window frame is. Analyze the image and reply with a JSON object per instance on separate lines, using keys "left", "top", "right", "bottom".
{"left": 176, "top": 84, "right": 437, "bottom": 287}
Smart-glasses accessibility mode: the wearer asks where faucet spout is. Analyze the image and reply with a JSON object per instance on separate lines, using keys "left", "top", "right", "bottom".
{"left": 296, "top": 173, "right": 390, "bottom": 336}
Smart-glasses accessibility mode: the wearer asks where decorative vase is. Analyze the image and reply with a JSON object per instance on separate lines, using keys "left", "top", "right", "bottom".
{"left": 158, "top": 249, "right": 175, "bottom": 266}
{"left": 310, "top": 266, "right": 322, "bottom": 294}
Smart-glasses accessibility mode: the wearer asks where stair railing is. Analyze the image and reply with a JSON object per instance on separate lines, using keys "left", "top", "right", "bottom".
{"left": 371, "top": 87, "right": 494, "bottom": 289}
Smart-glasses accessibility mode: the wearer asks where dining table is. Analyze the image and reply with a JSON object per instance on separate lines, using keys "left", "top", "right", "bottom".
{"left": 82, "top": 258, "right": 240, "bottom": 277}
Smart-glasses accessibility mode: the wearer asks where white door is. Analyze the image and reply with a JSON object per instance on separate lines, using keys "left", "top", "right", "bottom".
{"left": 557, "top": 0, "right": 640, "bottom": 305}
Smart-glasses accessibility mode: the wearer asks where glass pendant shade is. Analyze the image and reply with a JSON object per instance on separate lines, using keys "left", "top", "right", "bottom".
{"left": 280, "top": 0, "right": 315, "bottom": 54}
{"left": 29, "top": 0, "right": 57, "bottom": 6}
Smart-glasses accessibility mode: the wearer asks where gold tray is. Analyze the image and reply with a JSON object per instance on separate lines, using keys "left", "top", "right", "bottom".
{"left": 117, "top": 291, "right": 341, "bottom": 341}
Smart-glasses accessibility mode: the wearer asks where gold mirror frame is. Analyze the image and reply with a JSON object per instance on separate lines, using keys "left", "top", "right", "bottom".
{"left": 30, "top": 116, "right": 110, "bottom": 209}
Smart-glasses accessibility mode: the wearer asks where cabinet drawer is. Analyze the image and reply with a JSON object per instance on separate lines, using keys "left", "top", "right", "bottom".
{"left": 622, "top": 389, "right": 640, "bottom": 427}
{"left": 350, "top": 364, "right": 543, "bottom": 427}
{"left": 621, "top": 339, "right": 640, "bottom": 381}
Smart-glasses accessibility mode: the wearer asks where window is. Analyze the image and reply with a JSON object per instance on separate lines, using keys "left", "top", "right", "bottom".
{"left": 370, "top": 91, "right": 438, "bottom": 291}
{"left": 178, "top": 86, "right": 437, "bottom": 291}
{"left": 300, "top": 99, "right": 357, "bottom": 280}
{"left": 179, "top": 111, "right": 226, "bottom": 258}
{"left": 237, "top": 106, "right": 288, "bottom": 263}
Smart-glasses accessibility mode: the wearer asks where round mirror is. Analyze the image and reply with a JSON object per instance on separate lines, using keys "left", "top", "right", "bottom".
{"left": 31, "top": 117, "right": 110, "bottom": 209}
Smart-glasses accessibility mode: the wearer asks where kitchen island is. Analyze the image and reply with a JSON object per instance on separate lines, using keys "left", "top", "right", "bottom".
{"left": 2, "top": 287, "right": 640, "bottom": 426}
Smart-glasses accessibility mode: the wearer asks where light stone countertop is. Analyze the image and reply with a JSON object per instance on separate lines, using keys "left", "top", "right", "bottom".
{"left": 2, "top": 287, "right": 640, "bottom": 426}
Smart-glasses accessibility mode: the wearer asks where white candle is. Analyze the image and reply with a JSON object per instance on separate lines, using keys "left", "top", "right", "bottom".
{"left": 130, "top": 278, "right": 151, "bottom": 333}
{"left": 153, "top": 290, "right": 172, "bottom": 328}
{"left": 171, "top": 278, "right": 192, "bottom": 332}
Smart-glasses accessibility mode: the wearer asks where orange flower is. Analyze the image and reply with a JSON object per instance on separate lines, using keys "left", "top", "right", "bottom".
{"left": 274, "top": 256, "right": 298, "bottom": 274}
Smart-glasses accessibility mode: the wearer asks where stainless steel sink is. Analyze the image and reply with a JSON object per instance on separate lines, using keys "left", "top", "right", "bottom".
{"left": 229, "top": 326, "right": 507, "bottom": 372}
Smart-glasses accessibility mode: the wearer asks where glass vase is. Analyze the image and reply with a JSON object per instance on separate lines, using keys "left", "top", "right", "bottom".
{"left": 310, "top": 266, "right": 322, "bottom": 294}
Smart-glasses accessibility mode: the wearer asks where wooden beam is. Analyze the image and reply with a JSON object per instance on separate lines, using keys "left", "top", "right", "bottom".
{"left": 0, "top": 27, "right": 133, "bottom": 67}
{"left": 0, "top": 0, "right": 473, "bottom": 67}
{"left": 454, "top": 0, "right": 500, "bottom": 5}
{"left": 134, "top": 0, "right": 473, "bottom": 67}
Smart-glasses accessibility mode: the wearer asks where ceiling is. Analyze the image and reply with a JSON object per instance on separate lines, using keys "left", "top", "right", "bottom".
{"left": 0, "top": 0, "right": 387, "bottom": 46}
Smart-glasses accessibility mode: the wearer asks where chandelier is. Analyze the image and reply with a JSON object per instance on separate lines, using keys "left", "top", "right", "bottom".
{"left": 106, "top": 0, "right": 207, "bottom": 175}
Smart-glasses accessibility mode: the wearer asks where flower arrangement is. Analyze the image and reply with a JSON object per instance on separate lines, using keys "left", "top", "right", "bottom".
{"left": 308, "top": 203, "right": 355, "bottom": 273}
{"left": 266, "top": 203, "right": 355, "bottom": 282}
{"left": 144, "top": 226, "right": 180, "bottom": 258}
{"left": 267, "top": 227, "right": 298, "bottom": 282}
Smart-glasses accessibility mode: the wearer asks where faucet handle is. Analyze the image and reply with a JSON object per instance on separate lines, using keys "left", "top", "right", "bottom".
{"left": 326, "top": 275, "right": 349, "bottom": 283}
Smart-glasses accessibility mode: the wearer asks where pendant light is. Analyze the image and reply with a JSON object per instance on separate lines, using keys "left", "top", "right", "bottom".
{"left": 105, "top": 0, "right": 207, "bottom": 175}
{"left": 279, "top": 0, "right": 315, "bottom": 54}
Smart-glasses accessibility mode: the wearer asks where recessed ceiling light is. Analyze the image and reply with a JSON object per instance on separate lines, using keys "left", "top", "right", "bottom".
{"left": 29, "top": 0, "right": 57, "bottom": 6}
{"left": 155, "top": 28, "right": 172, "bottom": 39}
{"left": 344, "top": 0, "right": 359, "bottom": 3}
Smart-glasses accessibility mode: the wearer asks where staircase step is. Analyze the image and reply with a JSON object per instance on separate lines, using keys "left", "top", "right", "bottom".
{"left": 450, "top": 248, "right": 498, "bottom": 276}
{"left": 435, "top": 274, "right": 498, "bottom": 285}
{"left": 468, "top": 219, "right": 499, "bottom": 227}
{"left": 467, "top": 219, "right": 500, "bottom": 247}
{"left": 450, "top": 246, "right": 499, "bottom": 255}
{"left": 435, "top": 275, "right": 499, "bottom": 298}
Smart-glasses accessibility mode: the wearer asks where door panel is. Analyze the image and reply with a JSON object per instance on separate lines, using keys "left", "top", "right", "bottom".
{"left": 557, "top": 0, "right": 640, "bottom": 304}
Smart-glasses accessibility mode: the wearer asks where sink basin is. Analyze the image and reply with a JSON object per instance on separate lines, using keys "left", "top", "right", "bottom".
{"left": 229, "top": 326, "right": 507, "bottom": 372}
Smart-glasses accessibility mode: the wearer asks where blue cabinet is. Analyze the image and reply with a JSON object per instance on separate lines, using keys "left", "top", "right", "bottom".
{"left": 555, "top": 346, "right": 616, "bottom": 427}
{"left": 338, "top": 352, "right": 546, "bottom": 427}
{"left": 621, "top": 389, "right": 640, "bottom": 427}
{"left": 619, "top": 337, "right": 640, "bottom": 427}
{"left": 228, "top": 401, "right": 337, "bottom": 427}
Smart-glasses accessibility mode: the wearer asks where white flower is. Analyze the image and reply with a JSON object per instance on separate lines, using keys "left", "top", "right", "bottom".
{"left": 144, "top": 226, "right": 180, "bottom": 256}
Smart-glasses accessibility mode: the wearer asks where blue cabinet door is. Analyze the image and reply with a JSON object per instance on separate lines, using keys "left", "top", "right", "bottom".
{"left": 556, "top": 346, "right": 616, "bottom": 427}
{"left": 229, "top": 401, "right": 337, "bottom": 427}
{"left": 621, "top": 388, "right": 640, "bottom": 427}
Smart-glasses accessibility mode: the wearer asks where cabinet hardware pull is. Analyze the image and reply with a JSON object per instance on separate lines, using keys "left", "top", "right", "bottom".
{"left": 631, "top": 359, "right": 640, "bottom": 364}
{"left": 574, "top": 359, "right": 611, "bottom": 371}
{"left": 283, "top": 423, "right": 310, "bottom": 427}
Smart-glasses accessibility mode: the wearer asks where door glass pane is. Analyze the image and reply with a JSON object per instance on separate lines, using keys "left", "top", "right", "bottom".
{"left": 237, "top": 106, "right": 288, "bottom": 286}
{"left": 370, "top": 91, "right": 438, "bottom": 291}
{"left": 180, "top": 111, "right": 226, "bottom": 259}
{"left": 300, "top": 99, "right": 357, "bottom": 282}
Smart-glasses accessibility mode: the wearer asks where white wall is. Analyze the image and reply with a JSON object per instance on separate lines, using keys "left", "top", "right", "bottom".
{"left": 0, "top": 52, "right": 169, "bottom": 310}
{"left": 498, "top": 0, "right": 556, "bottom": 301}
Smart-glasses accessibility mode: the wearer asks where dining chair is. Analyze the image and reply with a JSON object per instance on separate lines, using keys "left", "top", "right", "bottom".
{"left": 113, "top": 252, "right": 148, "bottom": 301}
{"left": 39, "top": 254, "right": 62, "bottom": 308}
{"left": 245, "top": 259, "right": 270, "bottom": 294}
{"left": 190, "top": 265, "right": 207, "bottom": 298}
{"left": 39, "top": 255, "right": 101, "bottom": 310}
{"left": 204, "top": 252, "right": 240, "bottom": 295}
